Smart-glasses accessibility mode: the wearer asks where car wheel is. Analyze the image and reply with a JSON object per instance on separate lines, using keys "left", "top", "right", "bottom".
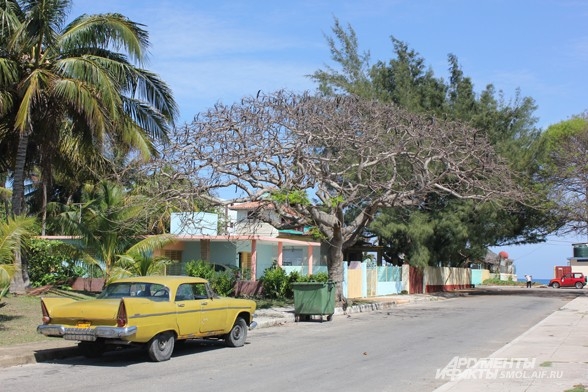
{"left": 78, "top": 341, "right": 106, "bottom": 358}
{"left": 147, "top": 332, "right": 175, "bottom": 362}
{"left": 552, "top": 282, "right": 560, "bottom": 289}
{"left": 576, "top": 282, "right": 583, "bottom": 289}
{"left": 225, "top": 317, "right": 247, "bottom": 347}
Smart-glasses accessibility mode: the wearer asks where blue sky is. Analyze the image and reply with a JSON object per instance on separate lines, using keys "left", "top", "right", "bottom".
{"left": 69, "top": 0, "right": 588, "bottom": 278}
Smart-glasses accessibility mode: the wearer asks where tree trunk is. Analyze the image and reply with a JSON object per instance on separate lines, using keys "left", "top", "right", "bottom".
{"left": 11, "top": 132, "right": 29, "bottom": 217}
{"left": 41, "top": 181, "right": 47, "bottom": 236}
{"left": 326, "top": 227, "right": 345, "bottom": 303}
{"left": 9, "top": 241, "right": 29, "bottom": 295}
{"left": 10, "top": 132, "right": 30, "bottom": 294}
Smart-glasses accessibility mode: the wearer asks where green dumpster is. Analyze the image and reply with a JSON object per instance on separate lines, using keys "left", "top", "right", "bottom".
{"left": 292, "top": 281, "right": 336, "bottom": 322}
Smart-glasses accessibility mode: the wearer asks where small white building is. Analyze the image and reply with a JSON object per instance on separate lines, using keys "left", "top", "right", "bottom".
{"left": 158, "top": 203, "right": 325, "bottom": 280}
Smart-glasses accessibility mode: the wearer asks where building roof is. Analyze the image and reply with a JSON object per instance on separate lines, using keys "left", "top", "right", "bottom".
{"left": 170, "top": 234, "right": 320, "bottom": 246}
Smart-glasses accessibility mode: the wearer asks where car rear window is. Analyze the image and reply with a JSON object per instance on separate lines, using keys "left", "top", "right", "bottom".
{"left": 98, "top": 282, "right": 169, "bottom": 300}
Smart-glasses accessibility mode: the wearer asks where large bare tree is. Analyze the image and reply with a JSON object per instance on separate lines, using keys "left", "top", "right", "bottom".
{"left": 162, "top": 91, "right": 522, "bottom": 298}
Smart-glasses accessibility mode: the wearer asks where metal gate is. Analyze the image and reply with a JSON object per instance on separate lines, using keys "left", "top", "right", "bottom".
{"left": 409, "top": 266, "right": 424, "bottom": 294}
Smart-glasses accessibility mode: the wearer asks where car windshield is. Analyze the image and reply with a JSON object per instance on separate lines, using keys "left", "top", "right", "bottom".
{"left": 98, "top": 282, "right": 169, "bottom": 301}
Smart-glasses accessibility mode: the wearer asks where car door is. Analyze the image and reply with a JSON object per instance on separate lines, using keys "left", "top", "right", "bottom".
{"left": 561, "top": 274, "right": 573, "bottom": 287}
{"left": 195, "top": 283, "right": 229, "bottom": 334}
{"left": 175, "top": 283, "right": 203, "bottom": 337}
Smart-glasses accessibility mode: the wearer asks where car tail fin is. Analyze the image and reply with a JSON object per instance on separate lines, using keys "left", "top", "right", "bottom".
{"left": 41, "top": 299, "right": 51, "bottom": 324}
{"left": 117, "top": 300, "right": 128, "bottom": 327}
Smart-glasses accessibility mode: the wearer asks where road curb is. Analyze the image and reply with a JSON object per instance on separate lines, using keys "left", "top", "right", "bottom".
{"left": 0, "top": 342, "right": 79, "bottom": 368}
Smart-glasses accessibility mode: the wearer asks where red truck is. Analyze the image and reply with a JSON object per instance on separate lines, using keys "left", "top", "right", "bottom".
{"left": 548, "top": 272, "right": 587, "bottom": 289}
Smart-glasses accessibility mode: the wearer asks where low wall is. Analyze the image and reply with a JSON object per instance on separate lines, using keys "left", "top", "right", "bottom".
{"left": 70, "top": 277, "right": 105, "bottom": 292}
{"left": 68, "top": 266, "right": 489, "bottom": 298}
{"left": 471, "top": 269, "right": 490, "bottom": 285}
{"left": 234, "top": 280, "right": 264, "bottom": 297}
{"left": 424, "top": 266, "right": 473, "bottom": 293}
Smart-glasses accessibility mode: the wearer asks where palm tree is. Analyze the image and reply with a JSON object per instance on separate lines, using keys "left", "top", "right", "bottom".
{"left": 0, "top": 0, "right": 177, "bottom": 291}
{"left": 0, "top": 264, "right": 15, "bottom": 305}
{"left": 0, "top": 215, "right": 37, "bottom": 298}
{"left": 1, "top": 0, "right": 178, "bottom": 214}
{"left": 109, "top": 234, "right": 175, "bottom": 281}
{"left": 59, "top": 180, "right": 175, "bottom": 281}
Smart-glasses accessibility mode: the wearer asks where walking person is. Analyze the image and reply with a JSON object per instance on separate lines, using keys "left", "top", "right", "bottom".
{"left": 525, "top": 274, "right": 532, "bottom": 288}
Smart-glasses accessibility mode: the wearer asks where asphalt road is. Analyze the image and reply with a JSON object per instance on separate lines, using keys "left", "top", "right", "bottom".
{"left": 0, "top": 289, "right": 574, "bottom": 392}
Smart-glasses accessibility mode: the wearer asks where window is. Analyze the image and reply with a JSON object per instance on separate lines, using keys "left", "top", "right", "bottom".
{"left": 175, "top": 284, "right": 195, "bottom": 301}
{"left": 193, "top": 283, "right": 209, "bottom": 299}
{"left": 164, "top": 250, "right": 183, "bottom": 275}
{"left": 174, "top": 283, "right": 209, "bottom": 301}
{"left": 98, "top": 282, "right": 167, "bottom": 299}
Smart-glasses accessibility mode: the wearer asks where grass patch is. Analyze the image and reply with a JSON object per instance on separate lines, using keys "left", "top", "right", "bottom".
{"left": 255, "top": 298, "right": 294, "bottom": 309}
{"left": 565, "top": 384, "right": 587, "bottom": 392}
{"left": 481, "top": 277, "right": 524, "bottom": 286}
{"left": 0, "top": 290, "right": 96, "bottom": 347}
{"left": 0, "top": 294, "right": 46, "bottom": 346}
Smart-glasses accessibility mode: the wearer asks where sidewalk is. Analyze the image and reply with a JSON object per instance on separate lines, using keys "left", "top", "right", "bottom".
{"left": 434, "top": 296, "right": 588, "bottom": 391}
{"left": 0, "top": 292, "right": 445, "bottom": 369}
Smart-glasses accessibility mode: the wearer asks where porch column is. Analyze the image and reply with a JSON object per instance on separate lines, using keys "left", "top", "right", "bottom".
{"left": 251, "top": 239, "right": 257, "bottom": 282}
{"left": 307, "top": 244, "right": 313, "bottom": 276}
{"left": 200, "top": 239, "right": 211, "bottom": 261}
{"left": 277, "top": 242, "right": 283, "bottom": 267}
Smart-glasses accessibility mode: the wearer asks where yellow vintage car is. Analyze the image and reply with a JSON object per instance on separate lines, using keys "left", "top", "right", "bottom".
{"left": 37, "top": 276, "right": 257, "bottom": 362}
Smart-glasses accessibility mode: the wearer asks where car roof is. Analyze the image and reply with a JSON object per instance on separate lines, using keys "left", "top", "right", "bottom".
{"left": 110, "top": 276, "right": 208, "bottom": 285}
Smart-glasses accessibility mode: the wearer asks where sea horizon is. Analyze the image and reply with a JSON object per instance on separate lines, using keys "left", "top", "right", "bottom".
{"left": 517, "top": 278, "right": 550, "bottom": 285}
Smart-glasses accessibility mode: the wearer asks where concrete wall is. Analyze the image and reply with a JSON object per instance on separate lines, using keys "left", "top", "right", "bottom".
{"left": 376, "top": 266, "right": 403, "bottom": 295}
{"left": 341, "top": 263, "right": 490, "bottom": 298}
{"left": 71, "top": 277, "right": 105, "bottom": 292}
{"left": 424, "top": 266, "right": 472, "bottom": 293}
{"left": 471, "top": 269, "right": 490, "bottom": 285}
{"left": 170, "top": 212, "right": 218, "bottom": 235}
{"left": 71, "top": 265, "right": 489, "bottom": 298}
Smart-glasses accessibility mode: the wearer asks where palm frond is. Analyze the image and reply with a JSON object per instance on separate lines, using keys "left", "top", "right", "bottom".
{"left": 123, "top": 98, "right": 170, "bottom": 144}
{"left": 0, "top": 1, "right": 25, "bottom": 39}
{"left": 0, "top": 215, "right": 37, "bottom": 265}
{"left": 14, "top": 68, "right": 52, "bottom": 132}
{"left": 128, "top": 67, "right": 178, "bottom": 122}
{"left": 52, "top": 77, "right": 112, "bottom": 134}
{"left": 0, "top": 58, "right": 18, "bottom": 87}
{"left": 0, "top": 263, "right": 15, "bottom": 283}
{"left": 125, "top": 233, "right": 173, "bottom": 255}
{"left": 61, "top": 13, "right": 149, "bottom": 64}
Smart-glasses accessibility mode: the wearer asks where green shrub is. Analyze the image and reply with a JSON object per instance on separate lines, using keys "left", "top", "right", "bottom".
{"left": 288, "top": 270, "right": 302, "bottom": 283}
{"left": 213, "top": 270, "right": 237, "bottom": 296}
{"left": 185, "top": 260, "right": 237, "bottom": 297}
{"left": 260, "top": 266, "right": 331, "bottom": 300}
{"left": 27, "top": 239, "right": 83, "bottom": 288}
{"left": 260, "top": 265, "right": 290, "bottom": 299}
{"left": 297, "top": 271, "right": 329, "bottom": 283}
{"left": 482, "top": 277, "right": 522, "bottom": 286}
{"left": 240, "top": 268, "right": 252, "bottom": 281}
{"left": 185, "top": 260, "right": 215, "bottom": 281}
